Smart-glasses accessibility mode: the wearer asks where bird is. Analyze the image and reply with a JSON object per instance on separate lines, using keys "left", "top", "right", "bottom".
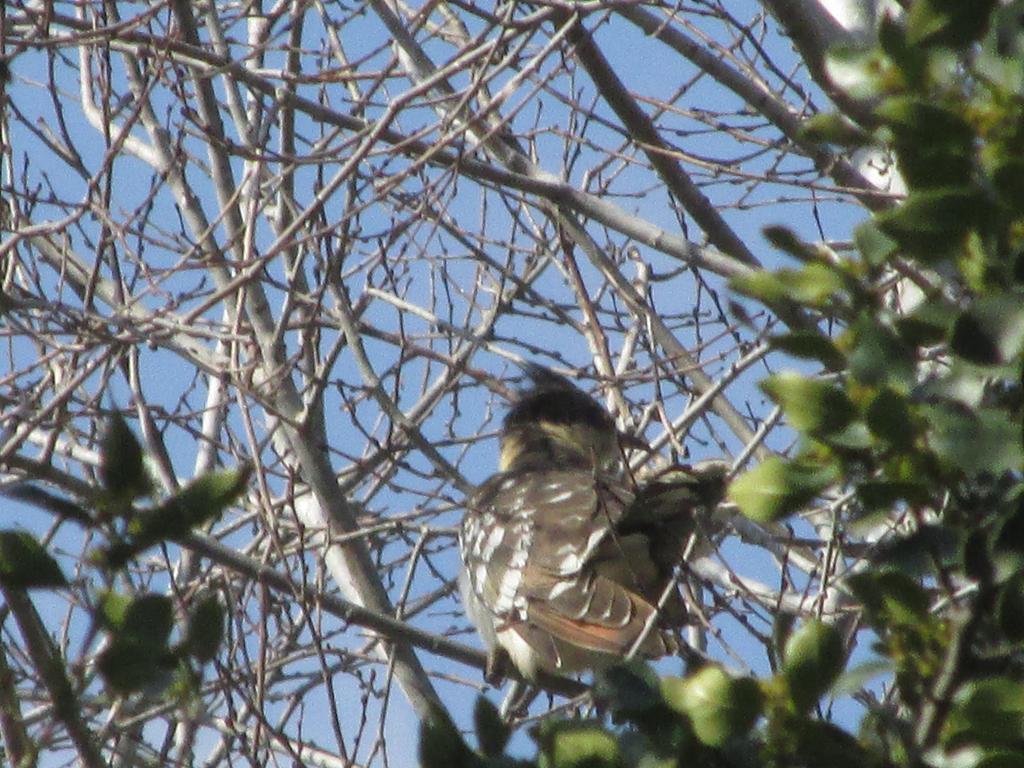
{"left": 459, "top": 364, "right": 726, "bottom": 683}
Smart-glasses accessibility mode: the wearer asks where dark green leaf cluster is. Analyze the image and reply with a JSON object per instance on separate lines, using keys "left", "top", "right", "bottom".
{"left": 728, "top": 0, "right": 1024, "bottom": 764}
{"left": 731, "top": 0, "right": 1024, "bottom": 526}
{"left": 419, "top": 628, "right": 858, "bottom": 768}
{"left": 95, "top": 590, "right": 226, "bottom": 698}
{"left": 0, "top": 530, "right": 68, "bottom": 590}
{"left": 421, "top": 662, "right": 765, "bottom": 768}
{"left": 95, "top": 414, "right": 253, "bottom": 568}
{"left": 3, "top": 414, "right": 247, "bottom": 699}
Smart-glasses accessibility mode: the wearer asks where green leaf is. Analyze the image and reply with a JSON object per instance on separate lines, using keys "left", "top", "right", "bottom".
{"left": 97, "top": 638, "right": 177, "bottom": 696}
{"left": 925, "top": 404, "right": 1024, "bottom": 475}
{"left": 876, "top": 9, "right": 908, "bottom": 60}
{"left": 473, "top": 697, "right": 509, "bottom": 758}
{"left": 731, "top": 264, "right": 844, "bottom": 308}
{"left": 824, "top": 46, "right": 895, "bottom": 101}
{"left": 984, "top": 146, "right": 1024, "bottom": 213}
{"left": 185, "top": 594, "right": 225, "bottom": 663}
{"left": 97, "top": 591, "right": 133, "bottom": 628}
{"left": 127, "top": 595, "right": 175, "bottom": 646}
{"left": 854, "top": 220, "right": 898, "bottom": 268}
{"left": 846, "top": 316, "right": 916, "bottom": 388}
{"left": 729, "top": 458, "right": 837, "bottom": 523}
{"left": 593, "top": 662, "right": 661, "bottom": 718}
{"left": 907, "top": 0, "right": 998, "bottom": 49}
{"left": 856, "top": 480, "right": 932, "bottom": 511}
{"left": 951, "top": 313, "right": 1002, "bottom": 365}
{"left": 875, "top": 97, "right": 974, "bottom": 144}
{"left": 870, "top": 526, "right": 962, "bottom": 576}
{"left": 945, "top": 678, "right": 1024, "bottom": 748}
{"left": 989, "top": 3, "right": 1024, "bottom": 59}
{"left": 138, "top": 464, "right": 252, "bottom": 536}
{"left": 975, "top": 751, "right": 1024, "bottom": 768}
{"left": 993, "top": 504, "right": 1024, "bottom": 582}
{"left": 950, "top": 294, "right": 1024, "bottom": 366}
{"left": 782, "top": 620, "right": 845, "bottom": 711}
{"left": 730, "top": 271, "right": 789, "bottom": 305}
{"left": 101, "top": 593, "right": 174, "bottom": 646}
{"left": 875, "top": 187, "right": 986, "bottom": 259}
{"left": 864, "top": 388, "right": 916, "bottom": 448}
{"left": 96, "top": 593, "right": 178, "bottom": 695}
{"left": 616, "top": 731, "right": 677, "bottom": 768}
{"left": 761, "top": 372, "right": 855, "bottom": 436}
{"left": 916, "top": 360, "right": 991, "bottom": 408}
{"left": 963, "top": 529, "right": 995, "bottom": 585}
{"left": 769, "top": 332, "right": 846, "bottom": 370}
{"left": 978, "top": 20, "right": 1024, "bottom": 95}
{"left": 800, "top": 112, "right": 874, "bottom": 147}
{"left": 100, "top": 413, "right": 149, "bottom": 500}
{"left": 998, "top": 573, "right": 1024, "bottom": 643}
{"left": 895, "top": 140, "right": 974, "bottom": 192}
{"left": 848, "top": 570, "right": 930, "bottom": 626}
{"left": 538, "top": 721, "right": 619, "bottom": 768}
{"left": 790, "top": 720, "right": 872, "bottom": 768}
{"left": 824, "top": 421, "right": 874, "bottom": 452}
{"left": 763, "top": 226, "right": 819, "bottom": 262}
{"left": 0, "top": 531, "right": 66, "bottom": 589}
{"left": 896, "top": 300, "right": 957, "bottom": 347}
{"left": 786, "top": 263, "right": 847, "bottom": 306}
{"left": 876, "top": 97, "right": 975, "bottom": 188}
{"left": 419, "top": 706, "right": 476, "bottom": 768}
{"left": 662, "top": 667, "right": 762, "bottom": 747}
{"left": 166, "top": 663, "right": 202, "bottom": 704}
{"left": 102, "top": 464, "right": 251, "bottom": 568}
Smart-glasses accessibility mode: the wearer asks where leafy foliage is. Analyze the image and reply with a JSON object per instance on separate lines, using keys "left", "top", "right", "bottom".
{"left": 3, "top": 416, "right": 243, "bottom": 700}
{"left": 0, "top": 530, "right": 67, "bottom": 589}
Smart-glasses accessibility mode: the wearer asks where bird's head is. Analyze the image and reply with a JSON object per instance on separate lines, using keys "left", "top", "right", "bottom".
{"left": 498, "top": 364, "right": 638, "bottom": 474}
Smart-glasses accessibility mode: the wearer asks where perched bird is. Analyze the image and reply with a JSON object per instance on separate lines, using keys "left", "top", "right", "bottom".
{"left": 459, "top": 364, "right": 725, "bottom": 682}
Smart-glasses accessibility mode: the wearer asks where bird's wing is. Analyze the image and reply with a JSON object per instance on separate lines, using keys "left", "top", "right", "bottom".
{"left": 461, "top": 472, "right": 536, "bottom": 622}
{"left": 470, "top": 468, "right": 676, "bottom": 663}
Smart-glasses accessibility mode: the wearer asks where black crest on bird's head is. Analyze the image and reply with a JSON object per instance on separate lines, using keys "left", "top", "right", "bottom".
{"left": 499, "top": 364, "right": 620, "bottom": 472}
{"left": 504, "top": 363, "right": 614, "bottom": 435}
